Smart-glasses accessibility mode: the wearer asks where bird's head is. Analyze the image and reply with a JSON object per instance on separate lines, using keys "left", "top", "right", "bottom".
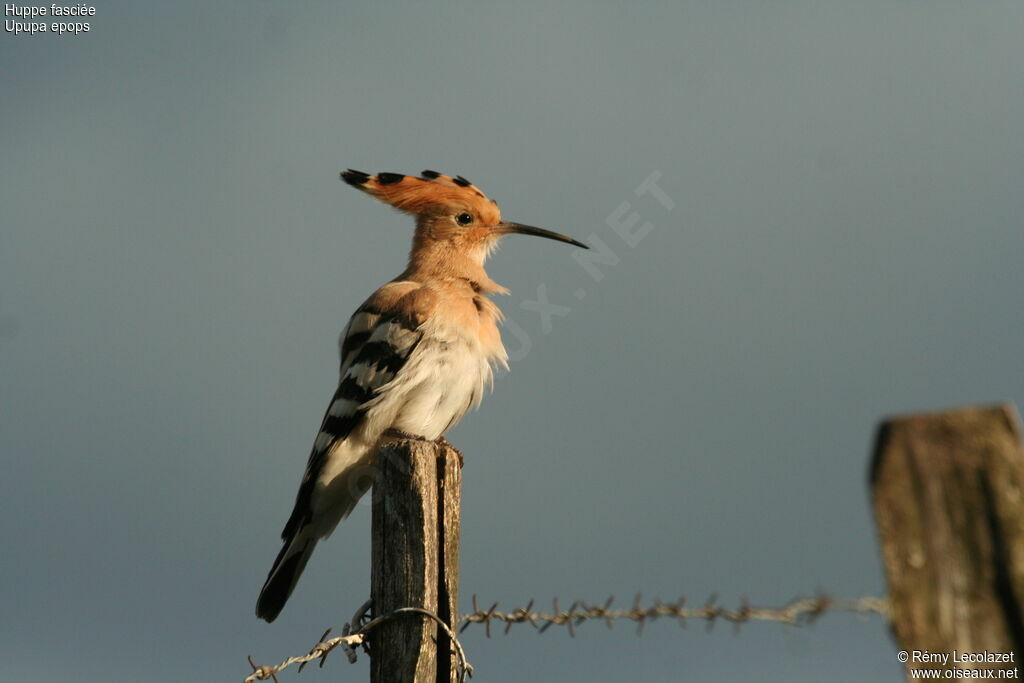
{"left": 340, "top": 169, "right": 587, "bottom": 265}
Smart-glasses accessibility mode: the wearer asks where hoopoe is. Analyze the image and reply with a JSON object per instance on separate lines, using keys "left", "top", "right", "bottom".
{"left": 255, "top": 169, "right": 587, "bottom": 622}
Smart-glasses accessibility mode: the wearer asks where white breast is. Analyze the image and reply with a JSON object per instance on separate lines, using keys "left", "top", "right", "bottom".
{"left": 361, "top": 316, "right": 499, "bottom": 441}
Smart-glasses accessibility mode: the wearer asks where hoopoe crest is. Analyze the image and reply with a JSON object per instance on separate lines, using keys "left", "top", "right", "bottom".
{"left": 255, "top": 169, "right": 587, "bottom": 622}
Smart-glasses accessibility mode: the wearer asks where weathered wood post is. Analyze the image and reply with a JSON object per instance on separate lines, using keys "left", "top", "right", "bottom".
{"left": 871, "top": 403, "right": 1024, "bottom": 679}
{"left": 370, "top": 437, "right": 462, "bottom": 683}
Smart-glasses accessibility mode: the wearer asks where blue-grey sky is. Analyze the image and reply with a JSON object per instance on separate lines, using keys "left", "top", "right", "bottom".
{"left": 3, "top": 2, "right": 1023, "bottom": 681}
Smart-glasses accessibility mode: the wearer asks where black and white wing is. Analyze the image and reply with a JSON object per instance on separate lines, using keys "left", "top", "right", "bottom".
{"left": 255, "top": 299, "right": 425, "bottom": 621}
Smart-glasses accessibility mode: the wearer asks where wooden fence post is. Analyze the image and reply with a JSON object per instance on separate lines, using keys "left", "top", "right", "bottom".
{"left": 370, "top": 437, "right": 462, "bottom": 683}
{"left": 871, "top": 403, "right": 1024, "bottom": 678}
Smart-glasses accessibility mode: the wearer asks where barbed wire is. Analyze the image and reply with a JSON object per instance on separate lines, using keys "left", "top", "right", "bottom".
{"left": 245, "top": 592, "right": 888, "bottom": 681}
{"left": 460, "top": 592, "right": 888, "bottom": 637}
{"left": 244, "top": 600, "right": 473, "bottom": 683}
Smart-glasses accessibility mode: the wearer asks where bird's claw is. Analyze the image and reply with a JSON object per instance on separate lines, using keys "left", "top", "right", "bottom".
{"left": 383, "top": 428, "right": 431, "bottom": 444}
{"left": 381, "top": 430, "right": 463, "bottom": 467}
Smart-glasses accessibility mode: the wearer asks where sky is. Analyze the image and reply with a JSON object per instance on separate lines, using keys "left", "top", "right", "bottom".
{"left": 2, "top": 1, "right": 1023, "bottom": 681}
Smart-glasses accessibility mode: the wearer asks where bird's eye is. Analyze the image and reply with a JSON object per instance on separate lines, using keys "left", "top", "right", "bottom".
{"left": 455, "top": 212, "right": 473, "bottom": 226}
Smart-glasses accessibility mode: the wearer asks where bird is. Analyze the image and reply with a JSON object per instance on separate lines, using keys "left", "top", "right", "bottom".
{"left": 255, "top": 169, "right": 588, "bottom": 622}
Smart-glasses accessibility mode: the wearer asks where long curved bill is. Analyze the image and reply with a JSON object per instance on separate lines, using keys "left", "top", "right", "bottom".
{"left": 496, "top": 222, "right": 589, "bottom": 249}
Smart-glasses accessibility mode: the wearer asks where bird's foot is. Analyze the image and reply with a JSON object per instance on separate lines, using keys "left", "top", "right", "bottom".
{"left": 381, "top": 430, "right": 463, "bottom": 467}
{"left": 382, "top": 428, "right": 433, "bottom": 444}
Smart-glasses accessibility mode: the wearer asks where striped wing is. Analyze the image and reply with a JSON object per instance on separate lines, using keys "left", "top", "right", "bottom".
{"left": 280, "top": 307, "right": 423, "bottom": 539}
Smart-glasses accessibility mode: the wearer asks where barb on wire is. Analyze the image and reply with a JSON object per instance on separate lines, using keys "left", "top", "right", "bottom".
{"left": 458, "top": 592, "right": 888, "bottom": 636}
{"left": 244, "top": 599, "right": 473, "bottom": 683}
{"left": 245, "top": 592, "right": 888, "bottom": 681}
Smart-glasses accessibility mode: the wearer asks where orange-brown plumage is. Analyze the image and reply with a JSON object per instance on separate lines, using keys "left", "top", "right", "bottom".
{"left": 341, "top": 169, "right": 499, "bottom": 221}
{"left": 340, "top": 169, "right": 585, "bottom": 290}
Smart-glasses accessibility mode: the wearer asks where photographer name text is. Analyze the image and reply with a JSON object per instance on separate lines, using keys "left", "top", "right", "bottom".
{"left": 913, "top": 651, "right": 1016, "bottom": 665}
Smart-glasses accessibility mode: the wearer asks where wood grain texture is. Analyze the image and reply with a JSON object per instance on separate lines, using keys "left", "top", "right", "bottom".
{"left": 438, "top": 446, "right": 461, "bottom": 682}
{"left": 370, "top": 438, "right": 461, "bottom": 683}
{"left": 871, "top": 403, "right": 1024, "bottom": 678}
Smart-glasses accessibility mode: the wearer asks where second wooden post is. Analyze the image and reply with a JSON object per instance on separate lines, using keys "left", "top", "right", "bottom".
{"left": 871, "top": 403, "right": 1024, "bottom": 679}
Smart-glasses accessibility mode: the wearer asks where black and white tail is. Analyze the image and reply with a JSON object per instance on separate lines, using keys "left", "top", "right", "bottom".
{"left": 255, "top": 526, "right": 318, "bottom": 622}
